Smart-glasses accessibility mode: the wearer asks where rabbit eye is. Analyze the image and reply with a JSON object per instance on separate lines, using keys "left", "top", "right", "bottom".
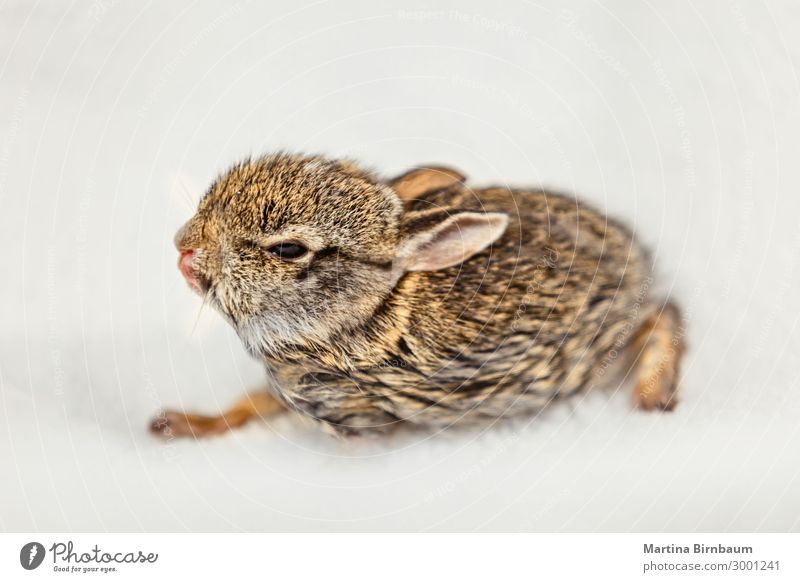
{"left": 267, "top": 242, "right": 308, "bottom": 260}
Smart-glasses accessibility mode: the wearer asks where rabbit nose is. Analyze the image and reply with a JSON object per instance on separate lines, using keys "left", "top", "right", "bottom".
{"left": 178, "top": 250, "right": 202, "bottom": 294}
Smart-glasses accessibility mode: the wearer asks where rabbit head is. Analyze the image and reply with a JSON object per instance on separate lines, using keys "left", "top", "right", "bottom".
{"left": 174, "top": 154, "right": 508, "bottom": 358}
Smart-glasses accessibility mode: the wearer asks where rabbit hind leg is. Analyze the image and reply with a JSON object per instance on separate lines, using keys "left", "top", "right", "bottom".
{"left": 628, "top": 302, "right": 686, "bottom": 411}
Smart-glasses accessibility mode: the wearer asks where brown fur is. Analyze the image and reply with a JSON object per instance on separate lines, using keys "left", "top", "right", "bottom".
{"left": 154, "top": 153, "right": 686, "bottom": 438}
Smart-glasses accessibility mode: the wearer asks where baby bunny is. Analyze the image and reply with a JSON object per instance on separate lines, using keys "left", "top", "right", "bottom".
{"left": 151, "top": 153, "right": 685, "bottom": 438}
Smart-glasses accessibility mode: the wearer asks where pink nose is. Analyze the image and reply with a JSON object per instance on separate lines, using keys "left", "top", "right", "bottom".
{"left": 178, "top": 250, "right": 202, "bottom": 293}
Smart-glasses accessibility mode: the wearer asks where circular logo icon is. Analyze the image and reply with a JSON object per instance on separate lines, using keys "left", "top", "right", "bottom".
{"left": 20, "top": 542, "right": 46, "bottom": 570}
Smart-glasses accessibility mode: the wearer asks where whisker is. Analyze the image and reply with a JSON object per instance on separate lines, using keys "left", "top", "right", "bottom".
{"left": 177, "top": 176, "right": 197, "bottom": 211}
{"left": 190, "top": 288, "right": 213, "bottom": 337}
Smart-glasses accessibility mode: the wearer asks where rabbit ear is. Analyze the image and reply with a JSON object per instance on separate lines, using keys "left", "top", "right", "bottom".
{"left": 389, "top": 166, "right": 466, "bottom": 201}
{"left": 397, "top": 209, "right": 508, "bottom": 272}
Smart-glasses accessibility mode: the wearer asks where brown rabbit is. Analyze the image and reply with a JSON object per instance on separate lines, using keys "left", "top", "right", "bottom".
{"left": 151, "top": 153, "right": 685, "bottom": 439}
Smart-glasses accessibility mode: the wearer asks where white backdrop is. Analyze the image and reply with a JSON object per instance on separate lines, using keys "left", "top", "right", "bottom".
{"left": 1, "top": 0, "right": 799, "bottom": 531}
